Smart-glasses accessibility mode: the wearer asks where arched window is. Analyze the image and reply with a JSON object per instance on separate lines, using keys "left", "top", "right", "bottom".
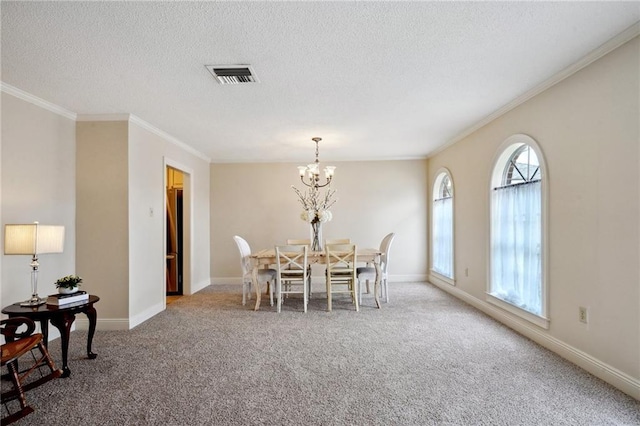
{"left": 490, "top": 135, "right": 547, "bottom": 327}
{"left": 432, "top": 170, "right": 454, "bottom": 280}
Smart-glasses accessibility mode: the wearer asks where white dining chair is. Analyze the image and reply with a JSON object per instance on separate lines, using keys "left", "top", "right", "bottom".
{"left": 275, "top": 244, "right": 309, "bottom": 313}
{"left": 357, "top": 233, "right": 395, "bottom": 304}
{"left": 325, "top": 243, "right": 359, "bottom": 312}
{"left": 324, "top": 238, "right": 350, "bottom": 245}
{"left": 286, "top": 239, "right": 312, "bottom": 294}
{"left": 233, "top": 235, "right": 277, "bottom": 307}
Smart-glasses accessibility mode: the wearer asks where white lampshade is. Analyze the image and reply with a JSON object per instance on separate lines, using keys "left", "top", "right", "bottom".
{"left": 4, "top": 223, "right": 65, "bottom": 255}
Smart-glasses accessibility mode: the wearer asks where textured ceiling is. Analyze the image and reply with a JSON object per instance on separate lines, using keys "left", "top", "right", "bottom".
{"left": 2, "top": 2, "right": 639, "bottom": 163}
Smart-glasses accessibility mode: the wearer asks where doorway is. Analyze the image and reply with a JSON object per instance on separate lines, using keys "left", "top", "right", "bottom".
{"left": 166, "top": 166, "right": 184, "bottom": 297}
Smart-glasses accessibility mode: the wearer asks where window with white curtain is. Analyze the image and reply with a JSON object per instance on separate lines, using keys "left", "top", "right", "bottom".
{"left": 490, "top": 138, "right": 546, "bottom": 324}
{"left": 432, "top": 171, "right": 454, "bottom": 280}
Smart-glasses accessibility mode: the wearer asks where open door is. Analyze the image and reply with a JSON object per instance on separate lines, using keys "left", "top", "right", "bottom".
{"left": 166, "top": 167, "right": 184, "bottom": 296}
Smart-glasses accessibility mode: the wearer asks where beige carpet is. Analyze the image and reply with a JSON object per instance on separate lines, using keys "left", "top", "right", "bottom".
{"left": 3, "top": 282, "right": 639, "bottom": 425}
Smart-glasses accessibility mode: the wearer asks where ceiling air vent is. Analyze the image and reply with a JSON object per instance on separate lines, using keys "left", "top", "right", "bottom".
{"left": 205, "top": 65, "right": 258, "bottom": 85}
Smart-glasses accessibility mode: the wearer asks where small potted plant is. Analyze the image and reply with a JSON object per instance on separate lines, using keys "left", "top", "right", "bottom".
{"left": 55, "top": 274, "right": 83, "bottom": 294}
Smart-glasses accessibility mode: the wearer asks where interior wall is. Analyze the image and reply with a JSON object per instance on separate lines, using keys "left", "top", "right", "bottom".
{"left": 1, "top": 92, "right": 76, "bottom": 308}
{"left": 427, "top": 36, "right": 639, "bottom": 393}
{"left": 210, "top": 160, "right": 428, "bottom": 282}
{"left": 76, "top": 121, "right": 130, "bottom": 321}
{"left": 128, "top": 121, "right": 211, "bottom": 328}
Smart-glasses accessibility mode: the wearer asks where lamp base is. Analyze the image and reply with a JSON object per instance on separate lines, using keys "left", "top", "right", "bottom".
{"left": 20, "top": 296, "right": 46, "bottom": 307}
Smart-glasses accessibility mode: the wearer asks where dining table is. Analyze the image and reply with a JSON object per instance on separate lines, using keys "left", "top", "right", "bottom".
{"left": 249, "top": 247, "right": 383, "bottom": 311}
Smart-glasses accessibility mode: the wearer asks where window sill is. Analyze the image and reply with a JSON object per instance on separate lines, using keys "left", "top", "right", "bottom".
{"left": 429, "top": 270, "right": 455, "bottom": 286}
{"left": 486, "top": 293, "right": 550, "bottom": 329}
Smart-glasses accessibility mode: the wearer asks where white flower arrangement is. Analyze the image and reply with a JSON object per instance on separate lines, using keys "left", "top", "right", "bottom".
{"left": 317, "top": 210, "right": 333, "bottom": 223}
{"left": 292, "top": 185, "right": 336, "bottom": 223}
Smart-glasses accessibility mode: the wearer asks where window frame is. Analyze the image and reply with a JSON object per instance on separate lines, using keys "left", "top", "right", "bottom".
{"left": 488, "top": 134, "right": 549, "bottom": 329}
{"left": 431, "top": 168, "right": 455, "bottom": 285}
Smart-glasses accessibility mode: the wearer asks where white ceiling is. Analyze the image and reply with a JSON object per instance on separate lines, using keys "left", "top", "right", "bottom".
{"left": 2, "top": 2, "right": 639, "bottom": 163}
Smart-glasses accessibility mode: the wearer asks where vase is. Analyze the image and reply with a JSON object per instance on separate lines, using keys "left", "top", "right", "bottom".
{"left": 310, "top": 220, "right": 323, "bottom": 251}
{"left": 58, "top": 286, "right": 79, "bottom": 295}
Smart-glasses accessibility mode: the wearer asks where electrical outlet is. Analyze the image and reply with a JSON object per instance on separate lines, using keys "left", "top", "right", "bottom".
{"left": 578, "top": 306, "right": 588, "bottom": 324}
{"left": 465, "top": 268, "right": 469, "bottom": 277}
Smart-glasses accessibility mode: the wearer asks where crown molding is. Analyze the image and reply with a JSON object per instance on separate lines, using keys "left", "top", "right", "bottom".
{"left": 78, "top": 113, "right": 211, "bottom": 162}
{"left": 430, "top": 22, "right": 640, "bottom": 158}
{"left": 77, "top": 113, "right": 210, "bottom": 162}
{"left": 127, "top": 114, "right": 211, "bottom": 162}
{"left": 2, "top": 83, "right": 210, "bottom": 163}
{"left": 76, "top": 114, "right": 130, "bottom": 122}
{"left": 1, "top": 82, "right": 77, "bottom": 121}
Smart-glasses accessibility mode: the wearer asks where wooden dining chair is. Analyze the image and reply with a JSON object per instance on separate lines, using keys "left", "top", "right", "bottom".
{"left": 325, "top": 243, "right": 359, "bottom": 312}
{"left": 275, "top": 245, "right": 309, "bottom": 313}
{"left": 233, "top": 236, "right": 277, "bottom": 307}
{"left": 1, "top": 317, "right": 62, "bottom": 425}
{"left": 357, "top": 233, "right": 395, "bottom": 304}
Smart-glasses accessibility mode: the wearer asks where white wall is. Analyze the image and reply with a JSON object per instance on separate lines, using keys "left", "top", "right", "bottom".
{"left": 128, "top": 120, "right": 211, "bottom": 327}
{"left": 210, "top": 160, "right": 428, "bottom": 282}
{"left": 427, "top": 36, "right": 639, "bottom": 397}
{"left": 1, "top": 91, "right": 76, "bottom": 308}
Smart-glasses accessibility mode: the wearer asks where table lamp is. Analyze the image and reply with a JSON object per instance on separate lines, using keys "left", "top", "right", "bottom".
{"left": 4, "top": 222, "right": 65, "bottom": 306}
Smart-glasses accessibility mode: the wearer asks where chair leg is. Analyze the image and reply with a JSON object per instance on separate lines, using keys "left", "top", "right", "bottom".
{"left": 326, "top": 278, "right": 332, "bottom": 312}
{"left": 303, "top": 277, "right": 308, "bottom": 314}
{"left": 3, "top": 361, "right": 34, "bottom": 424}
{"left": 383, "top": 278, "right": 389, "bottom": 303}
{"left": 353, "top": 280, "right": 359, "bottom": 312}
{"left": 269, "top": 281, "right": 274, "bottom": 306}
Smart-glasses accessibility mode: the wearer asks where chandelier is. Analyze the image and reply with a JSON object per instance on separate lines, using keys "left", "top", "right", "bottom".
{"left": 292, "top": 137, "right": 337, "bottom": 251}
{"left": 297, "top": 137, "right": 335, "bottom": 188}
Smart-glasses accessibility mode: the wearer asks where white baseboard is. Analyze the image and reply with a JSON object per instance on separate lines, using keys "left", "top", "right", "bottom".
{"left": 428, "top": 279, "right": 640, "bottom": 400}
{"left": 129, "top": 302, "right": 165, "bottom": 329}
{"left": 190, "top": 278, "right": 212, "bottom": 294}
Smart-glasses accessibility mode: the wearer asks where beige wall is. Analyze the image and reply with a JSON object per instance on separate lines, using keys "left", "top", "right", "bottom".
{"left": 210, "top": 160, "right": 429, "bottom": 281}
{"left": 76, "top": 121, "right": 130, "bottom": 320}
{"left": 427, "top": 37, "right": 639, "bottom": 396}
{"left": 1, "top": 92, "right": 76, "bottom": 308}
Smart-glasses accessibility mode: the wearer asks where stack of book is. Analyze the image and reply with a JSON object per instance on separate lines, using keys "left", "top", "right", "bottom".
{"left": 46, "top": 290, "right": 89, "bottom": 306}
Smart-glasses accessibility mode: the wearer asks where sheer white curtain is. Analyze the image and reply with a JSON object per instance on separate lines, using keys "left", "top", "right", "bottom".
{"left": 490, "top": 180, "right": 542, "bottom": 315}
{"left": 432, "top": 197, "right": 453, "bottom": 278}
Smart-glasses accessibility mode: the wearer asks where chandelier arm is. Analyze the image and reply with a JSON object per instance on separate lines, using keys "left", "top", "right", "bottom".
{"left": 300, "top": 176, "right": 314, "bottom": 188}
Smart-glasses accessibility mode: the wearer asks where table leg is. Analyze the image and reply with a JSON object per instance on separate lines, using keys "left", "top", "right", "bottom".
{"left": 252, "top": 264, "right": 261, "bottom": 311}
{"left": 84, "top": 305, "right": 98, "bottom": 359}
{"left": 38, "top": 319, "right": 49, "bottom": 349}
{"left": 374, "top": 258, "right": 382, "bottom": 309}
{"left": 49, "top": 312, "right": 76, "bottom": 378}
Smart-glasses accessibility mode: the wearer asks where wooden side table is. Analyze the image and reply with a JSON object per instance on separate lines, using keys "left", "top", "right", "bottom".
{"left": 2, "top": 295, "right": 100, "bottom": 378}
